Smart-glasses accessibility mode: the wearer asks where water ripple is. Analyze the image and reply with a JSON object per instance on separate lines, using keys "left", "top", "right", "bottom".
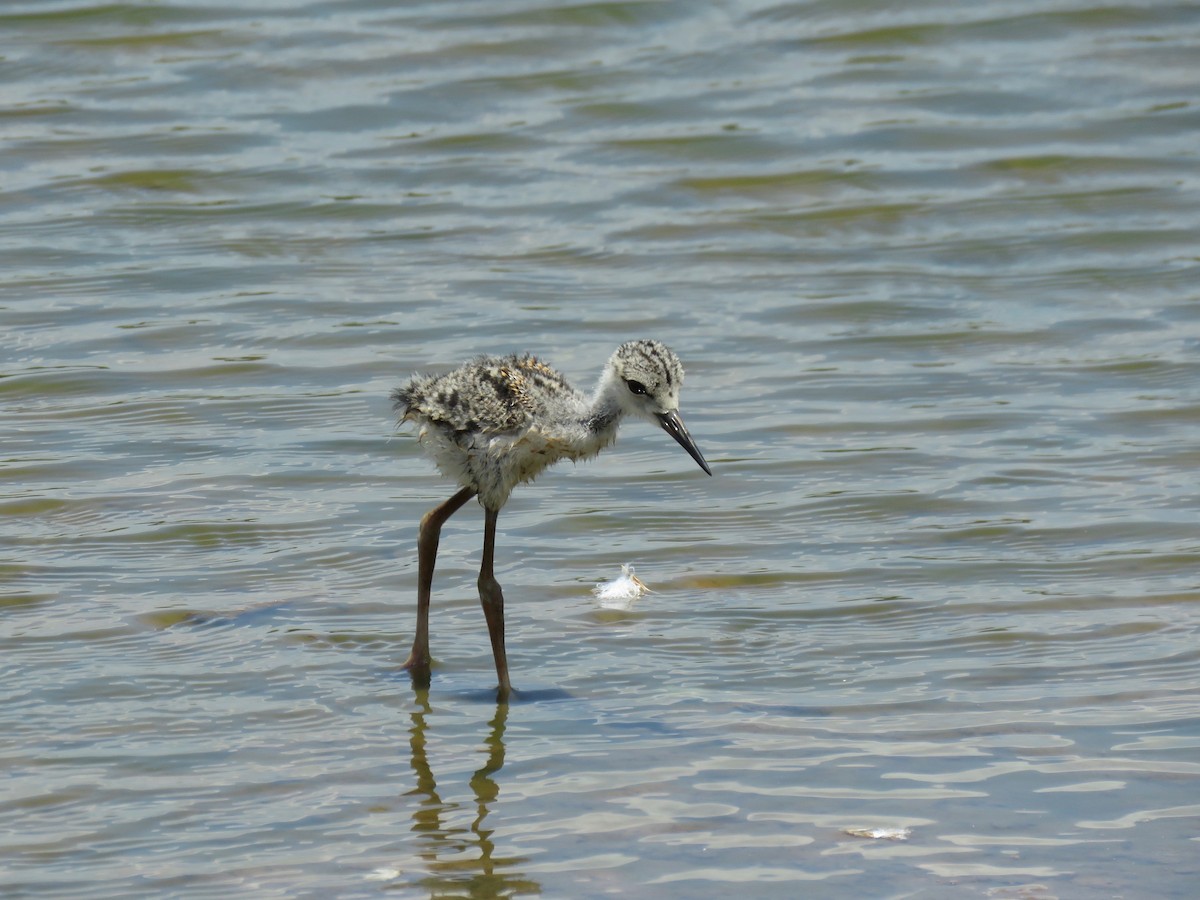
{"left": 4, "top": 0, "right": 1200, "bottom": 897}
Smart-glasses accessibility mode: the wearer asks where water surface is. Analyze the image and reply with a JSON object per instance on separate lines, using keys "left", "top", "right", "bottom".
{"left": 3, "top": 1, "right": 1200, "bottom": 897}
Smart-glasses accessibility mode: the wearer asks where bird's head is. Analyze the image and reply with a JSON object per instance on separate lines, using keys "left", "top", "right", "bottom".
{"left": 608, "top": 340, "right": 711, "bottom": 475}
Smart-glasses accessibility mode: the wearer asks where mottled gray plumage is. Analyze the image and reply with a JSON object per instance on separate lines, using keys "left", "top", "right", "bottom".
{"left": 393, "top": 339, "right": 709, "bottom": 510}
{"left": 391, "top": 339, "right": 710, "bottom": 698}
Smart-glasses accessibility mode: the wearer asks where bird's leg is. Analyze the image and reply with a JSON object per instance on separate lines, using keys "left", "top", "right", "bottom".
{"left": 478, "top": 506, "right": 512, "bottom": 701}
{"left": 404, "top": 486, "right": 476, "bottom": 686}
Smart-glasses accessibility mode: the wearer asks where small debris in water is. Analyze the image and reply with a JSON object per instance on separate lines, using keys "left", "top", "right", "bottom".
{"left": 365, "top": 867, "right": 402, "bottom": 881}
{"left": 593, "top": 563, "right": 650, "bottom": 610}
{"left": 842, "top": 826, "right": 912, "bottom": 841}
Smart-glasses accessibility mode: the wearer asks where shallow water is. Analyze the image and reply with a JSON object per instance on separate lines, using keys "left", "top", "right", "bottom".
{"left": 4, "top": 0, "right": 1200, "bottom": 897}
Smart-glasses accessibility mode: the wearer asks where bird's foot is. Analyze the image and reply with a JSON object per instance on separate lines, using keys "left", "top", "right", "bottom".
{"left": 401, "top": 649, "right": 432, "bottom": 689}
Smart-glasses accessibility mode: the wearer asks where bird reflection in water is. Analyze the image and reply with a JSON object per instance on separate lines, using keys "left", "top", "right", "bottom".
{"left": 401, "top": 694, "right": 538, "bottom": 896}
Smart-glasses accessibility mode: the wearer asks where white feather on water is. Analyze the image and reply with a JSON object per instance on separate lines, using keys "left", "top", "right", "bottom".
{"left": 592, "top": 563, "right": 650, "bottom": 610}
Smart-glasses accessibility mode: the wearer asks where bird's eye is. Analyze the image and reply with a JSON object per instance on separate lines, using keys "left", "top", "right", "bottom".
{"left": 626, "top": 379, "right": 648, "bottom": 395}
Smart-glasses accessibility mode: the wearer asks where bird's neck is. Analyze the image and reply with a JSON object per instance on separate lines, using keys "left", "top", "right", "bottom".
{"left": 580, "top": 369, "right": 627, "bottom": 441}
{"left": 582, "top": 406, "right": 621, "bottom": 437}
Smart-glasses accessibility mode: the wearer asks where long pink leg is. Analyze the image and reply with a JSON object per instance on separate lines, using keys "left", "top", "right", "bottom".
{"left": 478, "top": 506, "right": 512, "bottom": 701}
{"left": 403, "top": 486, "right": 476, "bottom": 686}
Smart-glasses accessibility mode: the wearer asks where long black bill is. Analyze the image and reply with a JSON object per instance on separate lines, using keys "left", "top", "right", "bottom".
{"left": 656, "top": 411, "right": 713, "bottom": 476}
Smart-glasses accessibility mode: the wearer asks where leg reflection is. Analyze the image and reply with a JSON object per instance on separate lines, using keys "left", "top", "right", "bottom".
{"left": 469, "top": 702, "right": 507, "bottom": 853}
{"left": 404, "top": 694, "right": 538, "bottom": 896}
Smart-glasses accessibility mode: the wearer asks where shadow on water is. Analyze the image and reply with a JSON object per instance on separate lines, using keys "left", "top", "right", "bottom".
{"left": 386, "top": 659, "right": 577, "bottom": 704}
{"left": 453, "top": 684, "right": 576, "bottom": 704}
{"left": 403, "top": 693, "right": 540, "bottom": 897}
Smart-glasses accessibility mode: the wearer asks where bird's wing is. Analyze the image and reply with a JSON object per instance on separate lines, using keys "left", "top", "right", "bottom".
{"left": 396, "top": 354, "right": 569, "bottom": 438}
{"left": 465, "top": 354, "right": 577, "bottom": 435}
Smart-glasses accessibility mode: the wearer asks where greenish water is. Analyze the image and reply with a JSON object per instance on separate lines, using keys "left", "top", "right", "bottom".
{"left": 3, "top": 1, "right": 1200, "bottom": 897}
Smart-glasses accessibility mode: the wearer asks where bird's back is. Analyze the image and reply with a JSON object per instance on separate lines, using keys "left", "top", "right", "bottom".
{"left": 393, "top": 353, "right": 595, "bottom": 508}
{"left": 393, "top": 352, "right": 581, "bottom": 436}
